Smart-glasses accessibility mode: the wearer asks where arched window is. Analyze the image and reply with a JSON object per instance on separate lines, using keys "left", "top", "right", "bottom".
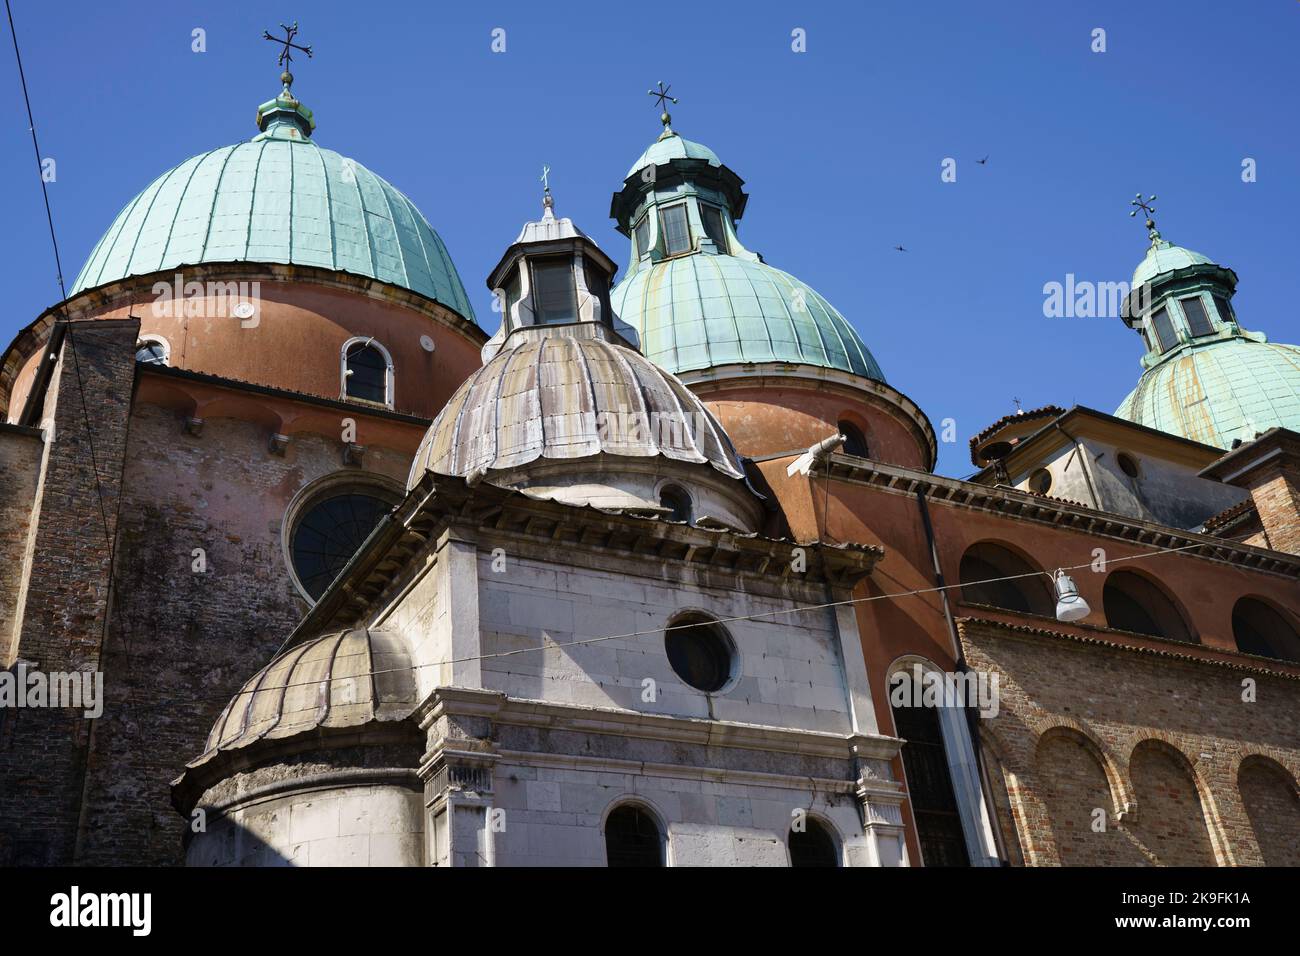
{"left": 1103, "top": 570, "right": 1195, "bottom": 643}
{"left": 135, "top": 336, "right": 169, "bottom": 366}
{"left": 658, "top": 484, "right": 692, "bottom": 523}
{"left": 342, "top": 338, "right": 393, "bottom": 406}
{"left": 664, "top": 613, "right": 735, "bottom": 694}
{"left": 288, "top": 483, "right": 399, "bottom": 601}
{"left": 605, "top": 804, "right": 664, "bottom": 867}
{"left": 789, "top": 817, "right": 839, "bottom": 867}
{"left": 958, "top": 542, "right": 1053, "bottom": 617}
{"left": 838, "top": 421, "right": 869, "bottom": 458}
{"left": 890, "top": 671, "right": 971, "bottom": 867}
{"left": 1232, "top": 598, "right": 1300, "bottom": 663}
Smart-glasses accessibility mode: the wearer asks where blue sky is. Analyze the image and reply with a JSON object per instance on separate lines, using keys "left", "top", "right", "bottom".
{"left": 2, "top": 0, "right": 1296, "bottom": 475}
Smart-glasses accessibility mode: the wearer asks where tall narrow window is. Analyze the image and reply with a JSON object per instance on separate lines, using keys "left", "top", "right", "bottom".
{"left": 501, "top": 268, "right": 522, "bottom": 322}
{"left": 634, "top": 216, "right": 651, "bottom": 258}
{"left": 582, "top": 255, "right": 610, "bottom": 320}
{"left": 605, "top": 805, "right": 664, "bottom": 867}
{"left": 1149, "top": 307, "right": 1177, "bottom": 352}
{"left": 700, "top": 204, "right": 729, "bottom": 254}
{"left": 891, "top": 676, "right": 971, "bottom": 867}
{"left": 1212, "top": 294, "right": 1234, "bottom": 326}
{"left": 1181, "top": 296, "right": 1214, "bottom": 338}
{"left": 344, "top": 340, "right": 391, "bottom": 405}
{"left": 530, "top": 256, "right": 578, "bottom": 324}
{"left": 659, "top": 204, "right": 691, "bottom": 256}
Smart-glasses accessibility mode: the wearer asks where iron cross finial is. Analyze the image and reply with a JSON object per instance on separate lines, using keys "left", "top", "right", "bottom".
{"left": 263, "top": 22, "right": 313, "bottom": 89}
{"left": 540, "top": 164, "right": 554, "bottom": 212}
{"left": 1012, "top": 396, "right": 1023, "bottom": 413}
{"left": 648, "top": 81, "right": 679, "bottom": 131}
{"left": 1129, "top": 193, "right": 1161, "bottom": 245}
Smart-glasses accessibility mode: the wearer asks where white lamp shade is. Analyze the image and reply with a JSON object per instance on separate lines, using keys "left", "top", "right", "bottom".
{"left": 1053, "top": 571, "right": 1091, "bottom": 622}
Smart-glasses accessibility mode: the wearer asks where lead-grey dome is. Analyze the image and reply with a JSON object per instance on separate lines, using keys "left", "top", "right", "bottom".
{"left": 192, "top": 628, "right": 416, "bottom": 767}
{"left": 407, "top": 325, "right": 747, "bottom": 489}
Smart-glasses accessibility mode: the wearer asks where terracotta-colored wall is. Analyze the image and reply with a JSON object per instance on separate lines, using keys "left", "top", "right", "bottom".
{"left": 6, "top": 270, "right": 486, "bottom": 423}
{"left": 758, "top": 452, "right": 1300, "bottom": 865}
{"left": 697, "top": 380, "right": 931, "bottom": 470}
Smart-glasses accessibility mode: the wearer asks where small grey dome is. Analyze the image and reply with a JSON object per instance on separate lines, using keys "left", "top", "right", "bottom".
{"left": 407, "top": 324, "right": 747, "bottom": 490}
{"left": 192, "top": 628, "right": 416, "bottom": 766}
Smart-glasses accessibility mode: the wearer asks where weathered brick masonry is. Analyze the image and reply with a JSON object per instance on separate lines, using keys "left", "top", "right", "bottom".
{"left": 0, "top": 319, "right": 138, "bottom": 865}
{"left": 960, "top": 616, "right": 1300, "bottom": 866}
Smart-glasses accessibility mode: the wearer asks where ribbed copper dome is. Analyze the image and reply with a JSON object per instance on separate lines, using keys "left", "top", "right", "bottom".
{"left": 192, "top": 628, "right": 417, "bottom": 766}
{"left": 407, "top": 325, "right": 747, "bottom": 489}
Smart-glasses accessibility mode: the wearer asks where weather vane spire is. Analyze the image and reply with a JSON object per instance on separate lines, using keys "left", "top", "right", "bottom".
{"left": 263, "top": 21, "right": 313, "bottom": 92}
{"left": 648, "top": 81, "right": 679, "bottom": 137}
{"left": 1129, "top": 193, "right": 1161, "bottom": 246}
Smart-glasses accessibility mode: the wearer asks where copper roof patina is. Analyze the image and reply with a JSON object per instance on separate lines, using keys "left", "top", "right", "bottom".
{"left": 71, "top": 82, "right": 475, "bottom": 320}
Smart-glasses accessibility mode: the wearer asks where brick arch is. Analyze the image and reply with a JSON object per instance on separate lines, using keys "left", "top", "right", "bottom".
{"left": 1033, "top": 725, "right": 1146, "bottom": 866}
{"left": 1125, "top": 738, "right": 1217, "bottom": 866}
{"left": 976, "top": 727, "right": 1024, "bottom": 866}
{"left": 1237, "top": 755, "right": 1300, "bottom": 867}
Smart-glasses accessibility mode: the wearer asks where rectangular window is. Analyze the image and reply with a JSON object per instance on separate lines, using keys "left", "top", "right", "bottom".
{"left": 502, "top": 270, "right": 522, "bottom": 322}
{"left": 1181, "top": 296, "right": 1214, "bottom": 338}
{"left": 659, "top": 204, "right": 691, "bottom": 256}
{"left": 634, "top": 216, "right": 651, "bottom": 258}
{"left": 1212, "top": 294, "right": 1234, "bottom": 326}
{"left": 530, "top": 257, "right": 578, "bottom": 324}
{"left": 700, "top": 204, "right": 729, "bottom": 254}
{"left": 1149, "top": 307, "right": 1177, "bottom": 352}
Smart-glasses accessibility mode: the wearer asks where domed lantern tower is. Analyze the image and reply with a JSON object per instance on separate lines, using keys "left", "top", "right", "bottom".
{"left": 609, "top": 87, "right": 936, "bottom": 470}
{"left": 1116, "top": 199, "right": 1300, "bottom": 448}
{"left": 408, "top": 185, "right": 764, "bottom": 532}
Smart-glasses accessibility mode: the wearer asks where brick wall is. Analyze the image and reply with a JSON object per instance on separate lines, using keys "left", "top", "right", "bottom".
{"left": 0, "top": 319, "right": 138, "bottom": 865}
{"left": 0, "top": 425, "right": 42, "bottom": 662}
{"left": 1248, "top": 468, "right": 1300, "bottom": 554}
{"left": 73, "top": 405, "right": 412, "bottom": 865}
{"left": 1238, "top": 756, "right": 1300, "bottom": 866}
{"left": 959, "top": 617, "right": 1300, "bottom": 867}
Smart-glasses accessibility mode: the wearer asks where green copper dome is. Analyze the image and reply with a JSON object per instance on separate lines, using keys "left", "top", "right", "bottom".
{"left": 612, "top": 253, "right": 884, "bottom": 379}
{"left": 1132, "top": 240, "right": 1215, "bottom": 288}
{"left": 1116, "top": 338, "right": 1300, "bottom": 448}
{"left": 610, "top": 128, "right": 883, "bottom": 382}
{"left": 1115, "top": 230, "right": 1300, "bottom": 448}
{"left": 71, "top": 87, "right": 475, "bottom": 320}
{"left": 626, "top": 134, "right": 721, "bottom": 180}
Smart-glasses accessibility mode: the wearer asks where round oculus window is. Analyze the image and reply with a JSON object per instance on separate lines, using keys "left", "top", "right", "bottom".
{"left": 290, "top": 490, "right": 395, "bottom": 600}
{"left": 665, "top": 616, "right": 735, "bottom": 693}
